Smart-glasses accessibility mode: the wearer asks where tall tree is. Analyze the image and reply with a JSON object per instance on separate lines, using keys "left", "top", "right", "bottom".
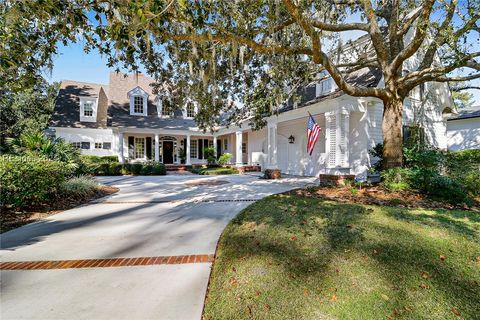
{"left": 2, "top": 0, "right": 479, "bottom": 168}
{"left": 0, "top": 78, "right": 59, "bottom": 151}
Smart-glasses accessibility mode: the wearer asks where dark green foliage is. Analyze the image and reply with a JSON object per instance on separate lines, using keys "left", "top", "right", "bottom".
{"left": 129, "top": 163, "right": 143, "bottom": 175}
{"left": 378, "top": 146, "right": 474, "bottom": 204}
{"left": 0, "top": 79, "right": 59, "bottom": 151}
{"left": 191, "top": 167, "right": 239, "bottom": 175}
{"left": 368, "top": 143, "right": 384, "bottom": 172}
{"left": 446, "top": 149, "right": 480, "bottom": 197}
{"left": 108, "top": 163, "right": 123, "bottom": 175}
{"left": 140, "top": 164, "right": 153, "bottom": 175}
{"left": 0, "top": 156, "right": 71, "bottom": 208}
{"left": 151, "top": 163, "right": 166, "bottom": 175}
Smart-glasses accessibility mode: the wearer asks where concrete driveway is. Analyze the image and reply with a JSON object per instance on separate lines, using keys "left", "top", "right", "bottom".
{"left": 1, "top": 174, "right": 316, "bottom": 320}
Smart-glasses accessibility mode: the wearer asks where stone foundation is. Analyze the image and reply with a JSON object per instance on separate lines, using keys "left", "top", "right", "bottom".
{"left": 319, "top": 174, "right": 355, "bottom": 186}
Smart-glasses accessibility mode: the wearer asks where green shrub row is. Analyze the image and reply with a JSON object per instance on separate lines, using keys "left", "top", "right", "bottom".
{"left": 0, "top": 155, "right": 72, "bottom": 208}
{"left": 190, "top": 166, "right": 239, "bottom": 175}
{"left": 81, "top": 161, "right": 166, "bottom": 176}
{"left": 380, "top": 148, "right": 480, "bottom": 204}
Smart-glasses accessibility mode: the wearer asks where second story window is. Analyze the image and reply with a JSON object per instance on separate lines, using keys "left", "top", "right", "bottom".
{"left": 128, "top": 86, "right": 148, "bottom": 116}
{"left": 79, "top": 97, "right": 97, "bottom": 122}
{"left": 83, "top": 102, "right": 93, "bottom": 117}
{"left": 186, "top": 103, "right": 195, "bottom": 118}
{"left": 134, "top": 96, "right": 144, "bottom": 113}
{"left": 316, "top": 71, "right": 333, "bottom": 96}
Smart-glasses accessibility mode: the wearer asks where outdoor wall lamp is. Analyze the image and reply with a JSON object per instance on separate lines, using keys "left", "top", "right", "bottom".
{"left": 288, "top": 135, "right": 295, "bottom": 144}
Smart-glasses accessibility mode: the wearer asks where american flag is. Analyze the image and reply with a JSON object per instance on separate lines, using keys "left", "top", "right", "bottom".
{"left": 307, "top": 114, "right": 321, "bottom": 156}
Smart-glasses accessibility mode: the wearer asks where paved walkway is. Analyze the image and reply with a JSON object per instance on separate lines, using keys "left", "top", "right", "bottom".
{"left": 1, "top": 174, "right": 316, "bottom": 320}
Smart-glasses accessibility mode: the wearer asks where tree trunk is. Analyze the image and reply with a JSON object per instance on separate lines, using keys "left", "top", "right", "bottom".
{"left": 382, "top": 97, "right": 404, "bottom": 169}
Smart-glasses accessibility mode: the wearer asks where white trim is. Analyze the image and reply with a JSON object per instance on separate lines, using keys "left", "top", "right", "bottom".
{"left": 79, "top": 96, "right": 98, "bottom": 122}
{"left": 128, "top": 86, "right": 148, "bottom": 116}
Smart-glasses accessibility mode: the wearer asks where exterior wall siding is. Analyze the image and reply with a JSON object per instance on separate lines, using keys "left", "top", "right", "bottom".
{"left": 447, "top": 118, "right": 480, "bottom": 151}
{"left": 54, "top": 127, "right": 114, "bottom": 156}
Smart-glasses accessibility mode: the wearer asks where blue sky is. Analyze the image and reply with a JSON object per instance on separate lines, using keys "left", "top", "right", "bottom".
{"left": 47, "top": 40, "right": 480, "bottom": 106}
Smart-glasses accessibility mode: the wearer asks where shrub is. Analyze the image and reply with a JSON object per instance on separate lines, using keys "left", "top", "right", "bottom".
{"left": 129, "top": 163, "right": 143, "bottom": 175}
{"left": 446, "top": 149, "right": 480, "bottom": 197}
{"left": 368, "top": 143, "right": 384, "bottom": 171}
{"left": 218, "top": 153, "right": 232, "bottom": 165}
{"left": 59, "top": 176, "right": 100, "bottom": 199}
{"left": 205, "top": 147, "right": 216, "bottom": 165}
{"left": 381, "top": 167, "right": 412, "bottom": 191}
{"left": 140, "top": 163, "right": 153, "bottom": 175}
{"left": 0, "top": 155, "right": 70, "bottom": 208}
{"left": 151, "top": 163, "right": 166, "bottom": 175}
{"left": 108, "top": 163, "right": 123, "bottom": 175}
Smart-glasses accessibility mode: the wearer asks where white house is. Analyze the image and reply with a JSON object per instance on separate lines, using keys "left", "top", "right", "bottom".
{"left": 50, "top": 40, "right": 453, "bottom": 179}
{"left": 447, "top": 106, "right": 480, "bottom": 151}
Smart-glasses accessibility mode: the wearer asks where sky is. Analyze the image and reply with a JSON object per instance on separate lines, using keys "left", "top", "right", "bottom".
{"left": 46, "top": 36, "right": 480, "bottom": 107}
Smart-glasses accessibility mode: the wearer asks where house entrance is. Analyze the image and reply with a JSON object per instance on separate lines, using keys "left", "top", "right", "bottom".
{"left": 163, "top": 141, "right": 174, "bottom": 164}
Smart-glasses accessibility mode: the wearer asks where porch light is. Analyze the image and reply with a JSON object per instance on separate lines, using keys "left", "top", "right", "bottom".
{"left": 288, "top": 135, "right": 295, "bottom": 144}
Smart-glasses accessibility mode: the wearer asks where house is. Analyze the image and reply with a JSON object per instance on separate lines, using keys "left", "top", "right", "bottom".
{"left": 50, "top": 42, "right": 453, "bottom": 179}
{"left": 447, "top": 106, "right": 480, "bottom": 151}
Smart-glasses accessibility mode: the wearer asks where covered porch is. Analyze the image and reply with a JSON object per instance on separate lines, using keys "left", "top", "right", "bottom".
{"left": 113, "top": 130, "right": 217, "bottom": 165}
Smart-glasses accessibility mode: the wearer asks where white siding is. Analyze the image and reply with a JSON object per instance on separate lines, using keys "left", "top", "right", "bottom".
{"left": 447, "top": 118, "right": 480, "bottom": 151}
{"left": 54, "top": 127, "right": 114, "bottom": 156}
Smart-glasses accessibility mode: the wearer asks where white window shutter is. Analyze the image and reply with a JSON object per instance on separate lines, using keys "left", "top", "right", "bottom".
{"left": 326, "top": 111, "right": 349, "bottom": 168}
{"left": 327, "top": 113, "right": 337, "bottom": 167}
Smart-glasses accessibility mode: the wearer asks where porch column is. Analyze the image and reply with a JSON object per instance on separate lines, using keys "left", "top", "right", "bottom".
{"left": 235, "top": 130, "right": 243, "bottom": 166}
{"left": 267, "top": 123, "right": 278, "bottom": 168}
{"left": 213, "top": 136, "right": 217, "bottom": 157}
{"left": 186, "top": 134, "right": 191, "bottom": 165}
{"left": 118, "top": 132, "right": 125, "bottom": 164}
{"left": 154, "top": 134, "right": 160, "bottom": 162}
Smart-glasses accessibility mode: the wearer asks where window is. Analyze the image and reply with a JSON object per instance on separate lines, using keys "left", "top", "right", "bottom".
{"left": 83, "top": 102, "right": 94, "bottom": 117}
{"left": 316, "top": 71, "right": 332, "bottom": 96}
{"left": 223, "top": 138, "right": 228, "bottom": 151}
{"left": 186, "top": 103, "right": 195, "bottom": 118}
{"left": 242, "top": 143, "right": 247, "bottom": 153}
{"left": 134, "top": 96, "right": 144, "bottom": 114}
{"left": 103, "top": 142, "right": 111, "bottom": 150}
{"left": 71, "top": 142, "right": 81, "bottom": 149}
{"left": 190, "top": 140, "right": 198, "bottom": 158}
{"left": 81, "top": 142, "right": 90, "bottom": 149}
{"left": 80, "top": 97, "right": 97, "bottom": 122}
{"left": 134, "top": 138, "right": 145, "bottom": 159}
{"left": 95, "top": 142, "right": 102, "bottom": 149}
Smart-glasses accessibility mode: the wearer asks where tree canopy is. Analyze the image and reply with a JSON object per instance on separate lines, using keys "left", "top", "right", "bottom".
{"left": 1, "top": 0, "right": 479, "bottom": 167}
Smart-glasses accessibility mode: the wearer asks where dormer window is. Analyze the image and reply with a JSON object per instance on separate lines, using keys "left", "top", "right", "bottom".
{"left": 79, "top": 97, "right": 97, "bottom": 122}
{"left": 134, "top": 96, "right": 144, "bottom": 114}
{"left": 316, "top": 71, "right": 333, "bottom": 97}
{"left": 128, "top": 86, "right": 148, "bottom": 116}
{"left": 186, "top": 103, "right": 195, "bottom": 118}
{"left": 83, "top": 102, "right": 93, "bottom": 116}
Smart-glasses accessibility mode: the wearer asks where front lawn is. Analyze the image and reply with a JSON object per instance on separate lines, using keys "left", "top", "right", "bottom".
{"left": 203, "top": 194, "right": 480, "bottom": 319}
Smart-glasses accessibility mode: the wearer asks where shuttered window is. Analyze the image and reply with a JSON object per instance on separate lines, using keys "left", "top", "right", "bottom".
{"left": 328, "top": 114, "right": 337, "bottom": 167}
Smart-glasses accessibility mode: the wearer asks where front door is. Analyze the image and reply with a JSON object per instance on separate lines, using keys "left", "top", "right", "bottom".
{"left": 163, "top": 141, "right": 174, "bottom": 164}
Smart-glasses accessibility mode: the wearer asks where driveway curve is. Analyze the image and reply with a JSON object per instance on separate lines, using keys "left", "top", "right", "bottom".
{"left": 1, "top": 174, "right": 315, "bottom": 320}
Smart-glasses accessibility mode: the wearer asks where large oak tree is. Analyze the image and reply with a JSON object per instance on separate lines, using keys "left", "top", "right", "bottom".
{"left": 2, "top": 0, "right": 479, "bottom": 168}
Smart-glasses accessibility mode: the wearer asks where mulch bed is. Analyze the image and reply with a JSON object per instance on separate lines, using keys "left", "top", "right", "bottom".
{"left": 288, "top": 185, "right": 479, "bottom": 211}
{"left": 1, "top": 185, "right": 119, "bottom": 233}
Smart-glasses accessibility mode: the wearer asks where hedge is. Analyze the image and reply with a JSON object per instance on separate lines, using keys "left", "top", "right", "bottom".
{"left": 0, "top": 155, "right": 71, "bottom": 208}
{"left": 446, "top": 149, "right": 480, "bottom": 197}
{"left": 81, "top": 161, "right": 166, "bottom": 176}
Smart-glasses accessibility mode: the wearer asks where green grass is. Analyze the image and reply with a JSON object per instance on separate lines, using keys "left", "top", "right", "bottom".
{"left": 203, "top": 194, "right": 480, "bottom": 320}
{"left": 190, "top": 167, "right": 239, "bottom": 175}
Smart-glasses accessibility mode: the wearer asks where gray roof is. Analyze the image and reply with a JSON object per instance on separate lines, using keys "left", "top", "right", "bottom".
{"left": 447, "top": 106, "right": 480, "bottom": 121}
{"left": 50, "top": 80, "right": 109, "bottom": 128}
{"left": 280, "top": 66, "right": 382, "bottom": 112}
